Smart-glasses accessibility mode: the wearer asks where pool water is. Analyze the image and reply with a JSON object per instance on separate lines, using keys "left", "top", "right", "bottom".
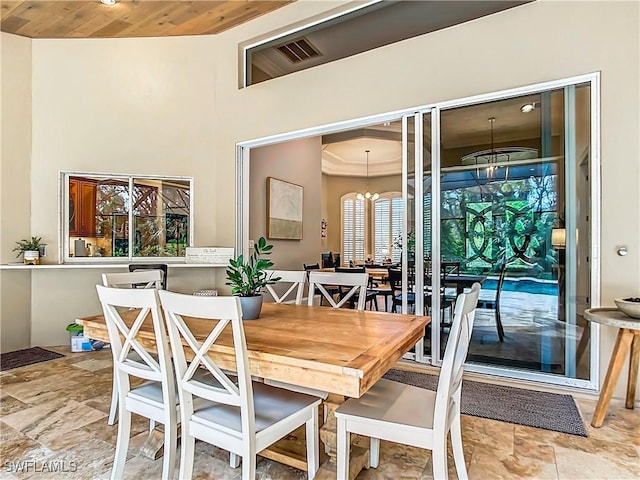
{"left": 481, "top": 278, "right": 558, "bottom": 296}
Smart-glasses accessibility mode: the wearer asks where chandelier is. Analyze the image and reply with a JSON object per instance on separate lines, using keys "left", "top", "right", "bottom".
{"left": 486, "top": 117, "right": 498, "bottom": 179}
{"left": 356, "top": 149, "right": 379, "bottom": 201}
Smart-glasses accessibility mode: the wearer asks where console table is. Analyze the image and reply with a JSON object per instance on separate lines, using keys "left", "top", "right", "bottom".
{"left": 584, "top": 308, "right": 640, "bottom": 427}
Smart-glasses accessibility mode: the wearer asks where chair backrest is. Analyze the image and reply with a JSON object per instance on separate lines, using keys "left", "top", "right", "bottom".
{"left": 433, "top": 282, "right": 481, "bottom": 432}
{"left": 387, "top": 268, "right": 402, "bottom": 294}
{"left": 307, "top": 271, "right": 368, "bottom": 310}
{"left": 264, "top": 270, "right": 306, "bottom": 304}
{"left": 95, "top": 285, "right": 175, "bottom": 404}
{"left": 158, "top": 291, "right": 256, "bottom": 438}
{"left": 102, "top": 270, "right": 163, "bottom": 290}
{"left": 303, "top": 262, "right": 320, "bottom": 270}
{"left": 129, "top": 263, "right": 168, "bottom": 290}
{"left": 336, "top": 266, "right": 376, "bottom": 288}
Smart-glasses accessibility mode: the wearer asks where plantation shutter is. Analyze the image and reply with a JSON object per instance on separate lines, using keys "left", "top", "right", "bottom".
{"left": 391, "top": 197, "right": 403, "bottom": 262}
{"left": 374, "top": 198, "right": 391, "bottom": 262}
{"left": 342, "top": 195, "right": 365, "bottom": 265}
{"left": 373, "top": 193, "right": 403, "bottom": 262}
{"left": 424, "top": 193, "right": 432, "bottom": 258}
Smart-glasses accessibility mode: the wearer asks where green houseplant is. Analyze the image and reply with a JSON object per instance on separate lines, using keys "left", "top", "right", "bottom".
{"left": 13, "top": 236, "right": 46, "bottom": 265}
{"left": 225, "top": 236, "right": 280, "bottom": 319}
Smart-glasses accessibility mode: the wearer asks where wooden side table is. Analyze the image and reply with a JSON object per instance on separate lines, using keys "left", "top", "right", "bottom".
{"left": 584, "top": 308, "right": 640, "bottom": 427}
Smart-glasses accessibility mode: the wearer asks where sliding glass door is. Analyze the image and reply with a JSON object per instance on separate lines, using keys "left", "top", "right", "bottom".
{"left": 238, "top": 74, "right": 598, "bottom": 387}
{"left": 426, "top": 81, "right": 595, "bottom": 384}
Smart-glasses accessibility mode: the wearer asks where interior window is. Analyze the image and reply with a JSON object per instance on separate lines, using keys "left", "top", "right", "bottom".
{"left": 341, "top": 193, "right": 365, "bottom": 265}
{"left": 374, "top": 192, "right": 403, "bottom": 262}
{"left": 64, "top": 173, "right": 192, "bottom": 261}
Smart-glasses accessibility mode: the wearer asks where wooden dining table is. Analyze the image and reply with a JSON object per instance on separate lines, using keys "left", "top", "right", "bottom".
{"left": 77, "top": 301, "right": 429, "bottom": 479}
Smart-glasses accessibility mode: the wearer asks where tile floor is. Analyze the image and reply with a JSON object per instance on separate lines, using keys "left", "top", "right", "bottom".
{"left": 1, "top": 347, "right": 638, "bottom": 480}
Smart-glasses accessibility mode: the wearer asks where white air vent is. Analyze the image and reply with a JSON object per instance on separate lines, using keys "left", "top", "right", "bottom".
{"left": 276, "top": 38, "right": 321, "bottom": 64}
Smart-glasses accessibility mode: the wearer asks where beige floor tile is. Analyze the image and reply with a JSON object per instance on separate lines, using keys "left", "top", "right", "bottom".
{"left": 2, "top": 348, "right": 638, "bottom": 480}
{"left": 554, "top": 444, "right": 639, "bottom": 480}
{"left": 2, "top": 399, "right": 106, "bottom": 445}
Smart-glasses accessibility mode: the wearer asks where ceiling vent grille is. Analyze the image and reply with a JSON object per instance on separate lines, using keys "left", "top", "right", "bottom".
{"left": 276, "top": 37, "right": 321, "bottom": 63}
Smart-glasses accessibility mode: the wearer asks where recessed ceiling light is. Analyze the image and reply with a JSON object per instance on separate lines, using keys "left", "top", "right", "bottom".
{"left": 101, "top": 0, "right": 117, "bottom": 5}
{"left": 520, "top": 102, "right": 537, "bottom": 113}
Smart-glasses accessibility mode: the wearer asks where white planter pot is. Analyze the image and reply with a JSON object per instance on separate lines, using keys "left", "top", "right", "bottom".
{"left": 23, "top": 250, "right": 40, "bottom": 265}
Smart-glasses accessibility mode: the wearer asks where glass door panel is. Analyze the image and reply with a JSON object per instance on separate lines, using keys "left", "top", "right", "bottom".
{"left": 436, "top": 86, "right": 591, "bottom": 380}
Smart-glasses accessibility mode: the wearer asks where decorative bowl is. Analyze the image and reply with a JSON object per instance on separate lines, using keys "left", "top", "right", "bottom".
{"left": 614, "top": 297, "right": 640, "bottom": 319}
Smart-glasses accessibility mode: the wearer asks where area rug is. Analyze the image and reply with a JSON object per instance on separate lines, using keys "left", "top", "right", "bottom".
{"left": 0, "top": 347, "right": 65, "bottom": 372}
{"left": 383, "top": 369, "right": 588, "bottom": 437}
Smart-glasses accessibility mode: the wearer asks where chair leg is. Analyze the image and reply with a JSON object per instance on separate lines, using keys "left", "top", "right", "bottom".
{"left": 179, "top": 429, "right": 195, "bottom": 480}
{"left": 110, "top": 408, "right": 131, "bottom": 480}
{"left": 306, "top": 406, "right": 319, "bottom": 480}
{"left": 161, "top": 418, "right": 177, "bottom": 480}
{"left": 495, "top": 306, "right": 505, "bottom": 342}
{"left": 432, "top": 436, "right": 448, "bottom": 480}
{"left": 242, "top": 453, "right": 256, "bottom": 480}
{"left": 450, "top": 414, "right": 468, "bottom": 480}
{"left": 108, "top": 375, "right": 118, "bottom": 426}
{"left": 230, "top": 453, "right": 240, "bottom": 468}
{"left": 336, "top": 417, "right": 349, "bottom": 480}
{"left": 370, "top": 437, "right": 380, "bottom": 468}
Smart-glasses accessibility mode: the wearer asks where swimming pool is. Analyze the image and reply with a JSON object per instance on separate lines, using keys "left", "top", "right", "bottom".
{"left": 480, "top": 277, "right": 558, "bottom": 296}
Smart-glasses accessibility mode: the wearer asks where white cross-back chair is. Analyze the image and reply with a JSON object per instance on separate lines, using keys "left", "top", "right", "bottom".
{"left": 102, "top": 270, "right": 163, "bottom": 426}
{"left": 335, "top": 283, "right": 481, "bottom": 480}
{"left": 264, "top": 270, "right": 306, "bottom": 304}
{"left": 307, "top": 271, "right": 369, "bottom": 310}
{"left": 158, "top": 290, "right": 322, "bottom": 480}
{"left": 95, "top": 285, "right": 177, "bottom": 480}
{"left": 102, "top": 270, "right": 163, "bottom": 290}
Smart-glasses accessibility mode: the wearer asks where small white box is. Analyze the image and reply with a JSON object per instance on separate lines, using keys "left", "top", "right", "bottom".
{"left": 71, "top": 335, "right": 92, "bottom": 352}
{"left": 185, "top": 247, "right": 234, "bottom": 264}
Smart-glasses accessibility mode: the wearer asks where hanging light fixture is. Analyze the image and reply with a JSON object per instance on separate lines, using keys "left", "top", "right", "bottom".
{"left": 486, "top": 117, "right": 498, "bottom": 179}
{"left": 357, "top": 150, "right": 379, "bottom": 201}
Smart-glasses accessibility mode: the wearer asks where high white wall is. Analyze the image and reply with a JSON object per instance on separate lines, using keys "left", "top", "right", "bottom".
{"left": 1, "top": 32, "right": 32, "bottom": 351}
{"left": 1, "top": 0, "right": 639, "bottom": 400}
{"left": 249, "top": 137, "right": 323, "bottom": 270}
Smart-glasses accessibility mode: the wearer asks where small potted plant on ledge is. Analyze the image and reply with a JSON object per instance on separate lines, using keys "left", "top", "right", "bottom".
{"left": 13, "top": 236, "right": 46, "bottom": 265}
{"left": 225, "top": 236, "right": 280, "bottom": 319}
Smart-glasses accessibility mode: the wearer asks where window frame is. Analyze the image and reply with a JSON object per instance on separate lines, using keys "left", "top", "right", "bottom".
{"left": 60, "top": 171, "right": 194, "bottom": 264}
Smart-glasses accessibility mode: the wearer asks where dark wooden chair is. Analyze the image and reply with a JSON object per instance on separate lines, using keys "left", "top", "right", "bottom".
{"left": 388, "top": 268, "right": 416, "bottom": 313}
{"left": 476, "top": 259, "right": 507, "bottom": 342}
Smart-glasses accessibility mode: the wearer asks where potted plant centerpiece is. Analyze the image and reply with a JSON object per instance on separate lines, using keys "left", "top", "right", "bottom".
{"left": 225, "top": 237, "right": 280, "bottom": 319}
{"left": 13, "top": 236, "right": 46, "bottom": 265}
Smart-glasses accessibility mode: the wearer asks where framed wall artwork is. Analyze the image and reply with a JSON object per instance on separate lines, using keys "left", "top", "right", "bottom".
{"left": 266, "top": 177, "right": 303, "bottom": 240}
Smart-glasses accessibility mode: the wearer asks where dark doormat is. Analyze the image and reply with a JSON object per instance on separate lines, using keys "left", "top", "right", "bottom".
{"left": 0, "top": 347, "right": 65, "bottom": 372}
{"left": 383, "top": 368, "right": 588, "bottom": 437}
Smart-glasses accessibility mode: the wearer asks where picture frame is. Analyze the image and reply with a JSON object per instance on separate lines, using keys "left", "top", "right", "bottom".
{"left": 266, "top": 177, "right": 303, "bottom": 240}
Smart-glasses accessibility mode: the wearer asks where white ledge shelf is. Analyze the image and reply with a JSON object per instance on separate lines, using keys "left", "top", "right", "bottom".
{"left": 0, "top": 263, "right": 227, "bottom": 270}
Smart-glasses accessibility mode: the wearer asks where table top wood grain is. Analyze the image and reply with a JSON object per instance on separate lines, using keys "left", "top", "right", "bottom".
{"left": 77, "top": 302, "right": 430, "bottom": 398}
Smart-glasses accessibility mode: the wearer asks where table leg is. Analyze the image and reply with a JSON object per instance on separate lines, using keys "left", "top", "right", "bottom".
{"left": 625, "top": 333, "right": 640, "bottom": 409}
{"left": 591, "top": 328, "right": 634, "bottom": 428}
{"left": 139, "top": 425, "right": 167, "bottom": 460}
{"left": 317, "top": 393, "right": 370, "bottom": 480}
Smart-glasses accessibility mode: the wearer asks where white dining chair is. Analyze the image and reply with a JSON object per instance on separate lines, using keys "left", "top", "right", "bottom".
{"left": 335, "top": 283, "right": 481, "bottom": 480}
{"left": 307, "top": 271, "right": 369, "bottom": 311}
{"left": 102, "top": 270, "right": 163, "bottom": 426}
{"left": 264, "top": 269, "right": 306, "bottom": 304}
{"left": 158, "top": 290, "right": 322, "bottom": 480}
{"left": 95, "top": 285, "right": 177, "bottom": 480}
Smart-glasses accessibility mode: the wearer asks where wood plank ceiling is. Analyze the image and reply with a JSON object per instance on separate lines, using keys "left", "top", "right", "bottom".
{"left": 0, "top": 1, "right": 293, "bottom": 38}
